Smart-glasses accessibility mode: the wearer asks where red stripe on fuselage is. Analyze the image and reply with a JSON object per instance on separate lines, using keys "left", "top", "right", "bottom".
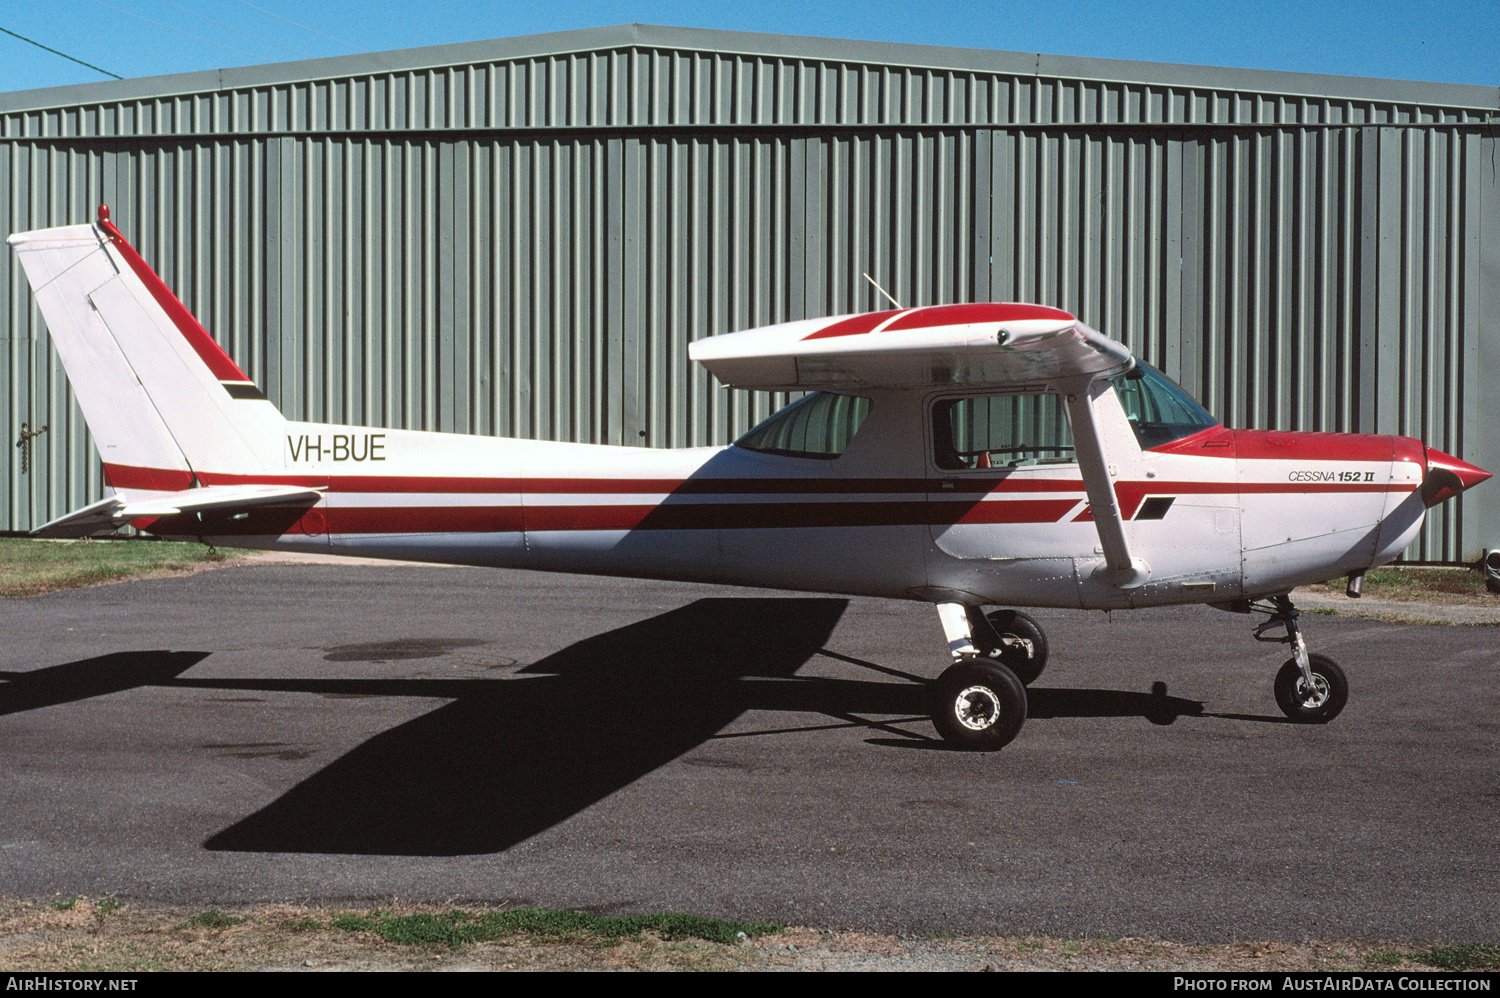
{"left": 96, "top": 219, "right": 250, "bottom": 383}
{"left": 103, "top": 462, "right": 522, "bottom": 494}
{"left": 109, "top": 461, "right": 1417, "bottom": 537}
{"left": 331, "top": 506, "right": 526, "bottom": 534}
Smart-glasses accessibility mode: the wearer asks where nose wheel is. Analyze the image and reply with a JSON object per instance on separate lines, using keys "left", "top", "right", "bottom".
{"left": 1274, "top": 654, "right": 1348, "bottom": 723}
{"left": 1254, "top": 595, "right": 1348, "bottom": 724}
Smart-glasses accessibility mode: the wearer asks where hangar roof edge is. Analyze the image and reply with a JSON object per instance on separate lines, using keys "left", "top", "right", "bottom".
{"left": 0, "top": 22, "right": 1495, "bottom": 116}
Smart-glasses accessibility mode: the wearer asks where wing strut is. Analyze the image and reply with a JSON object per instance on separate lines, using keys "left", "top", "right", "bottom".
{"left": 1061, "top": 377, "right": 1151, "bottom": 589}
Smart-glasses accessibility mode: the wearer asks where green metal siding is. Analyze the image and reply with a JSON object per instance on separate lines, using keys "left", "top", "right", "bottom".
{"left": 1, "top": 25, "right": 1496, "bottom": 560}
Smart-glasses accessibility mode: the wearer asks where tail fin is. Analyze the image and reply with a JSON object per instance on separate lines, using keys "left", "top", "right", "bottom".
{"left": 8, "top": 205, "right": 284, "bottom": 493}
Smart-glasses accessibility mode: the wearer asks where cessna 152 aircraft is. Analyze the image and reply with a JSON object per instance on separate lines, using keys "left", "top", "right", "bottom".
{"left": 10, "top": 206, "right": 1491, "bottom": 750}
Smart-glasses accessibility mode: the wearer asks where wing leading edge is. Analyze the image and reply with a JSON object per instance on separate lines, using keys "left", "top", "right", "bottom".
{"left": 689, "top": 302, "right": 1134, "bottom": 391}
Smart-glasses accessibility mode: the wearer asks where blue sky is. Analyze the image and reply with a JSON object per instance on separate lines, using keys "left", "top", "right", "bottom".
{"left": 0, "top": 0, "right": 1496, "bottom": 95}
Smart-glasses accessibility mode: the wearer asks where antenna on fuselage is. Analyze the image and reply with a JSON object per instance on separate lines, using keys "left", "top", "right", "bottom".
{"left": 862, "top": 273, "right": 902, "bottom": 310}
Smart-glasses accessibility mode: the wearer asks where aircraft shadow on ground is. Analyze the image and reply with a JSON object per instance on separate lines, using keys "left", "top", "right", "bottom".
{"left": 1, "top": 600, "right": 1236, "bottom": 856}
{"left": 200, "top": 597, "right": 849, "bottom": 856}
{"left": 0, "top": 651, "right": 210, "bottom": 715}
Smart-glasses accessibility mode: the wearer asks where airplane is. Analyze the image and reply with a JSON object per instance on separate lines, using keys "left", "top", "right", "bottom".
{"left": 8, "top": 205, "right": 1491, "bottom": 751}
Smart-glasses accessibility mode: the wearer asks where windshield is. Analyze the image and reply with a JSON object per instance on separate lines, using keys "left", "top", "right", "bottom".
{"left": 735, "top": 391, "right": 873, "bottom": 460}
{"left": 1110, "top": 363, "right": 1218, "bottom": 448}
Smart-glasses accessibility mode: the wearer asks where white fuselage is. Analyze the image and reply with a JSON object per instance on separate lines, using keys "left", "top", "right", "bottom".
{"left": 123, "top": 385, "right": 1426, "bottom": 610}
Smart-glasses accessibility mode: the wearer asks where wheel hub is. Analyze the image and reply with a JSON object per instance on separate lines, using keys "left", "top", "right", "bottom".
{"left": 955, "top": 685, "right": 1001, "bottom": 731}
{"left": 1001, "top": 636, "right": 1034, "bottom": 660}
{"left": 1295, "top": 674, "right": 1331, "bottom": 709}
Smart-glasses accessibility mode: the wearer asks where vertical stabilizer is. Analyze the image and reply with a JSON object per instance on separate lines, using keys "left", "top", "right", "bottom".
{"left": 8, "top": 206, "right": 285, "bottom": 492}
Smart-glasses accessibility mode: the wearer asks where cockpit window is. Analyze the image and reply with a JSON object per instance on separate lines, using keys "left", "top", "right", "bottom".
{"left": 735, "top": 391, "right": 873, "bottom": 460}
{"left": 932, "top": 363, "right": 1217, "bottom": 470}
{"left": 1110, "top": 362, "right": 1218, "bottom": 448}
{"left": 934, "top": 393, "right": 1075, "bottom": 470}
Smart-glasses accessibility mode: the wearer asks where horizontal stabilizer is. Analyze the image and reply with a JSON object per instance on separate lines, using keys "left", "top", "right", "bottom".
{"left": 30, "top": 497, "right": 129, "bottom": 539}
{"left": 32, "top": 485, "right": 324, "bottom": 538}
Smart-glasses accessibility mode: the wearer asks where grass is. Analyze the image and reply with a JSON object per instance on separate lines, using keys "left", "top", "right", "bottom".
{"left": 0, "top": 537, "right": 240, "bottom": 597}
{"left": 1416, "top": 944, "right": 1500, "bottom": 971}
{"left": 334, "top": 907, "right": 781, "bottom": 948}
{"left": 1307, "top": 566, "right": 1496, "bottom": 606}
{"left": 1365, "top": 944, "right": 1500, "bottom": 971}
{"left": 280, "top": 917, "right": 321, "bottom": 932}
{"left": 0, "top": 900, "right": 785, "bottom": 972}
{"left": 2, "top": 898, "right": 1497, "bottom": 972}
{"left": 183, "top": 909, "right": 244, "bottom": 930}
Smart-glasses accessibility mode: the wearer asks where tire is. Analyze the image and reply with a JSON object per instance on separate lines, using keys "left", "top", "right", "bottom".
{"left": 932, "top": 658, "right": 1028, "bottom": 750}
{"left": 1274, "top": 654, "right": 1348, "bottom": 723}
{"left": 983, "top": 609, "right": 1049, "bottom": 686}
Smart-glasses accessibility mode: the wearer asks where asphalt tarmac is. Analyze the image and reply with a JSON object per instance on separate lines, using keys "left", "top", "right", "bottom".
{"left": 1, "top": 563, "right": 1496, "bottom": 941}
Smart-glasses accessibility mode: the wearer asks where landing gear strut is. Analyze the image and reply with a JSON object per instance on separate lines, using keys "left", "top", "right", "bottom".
{"left": 929, "top": 603, "right": 1037, "bottom": 750}
{"left": 1253, "top": 595, "right": 1348, "bottom": 723}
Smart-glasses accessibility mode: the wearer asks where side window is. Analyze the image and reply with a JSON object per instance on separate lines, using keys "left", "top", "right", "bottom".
{"left": 735, "top": 391, "right": 873, "bottom": 460}
{"left": 933, "top": 393, "right": 1075, "bottom": 471}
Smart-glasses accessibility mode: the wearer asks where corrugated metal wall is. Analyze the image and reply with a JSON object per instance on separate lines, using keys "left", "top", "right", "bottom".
{"left": 3, "top": 30, "right": 1497, "bottom": 560}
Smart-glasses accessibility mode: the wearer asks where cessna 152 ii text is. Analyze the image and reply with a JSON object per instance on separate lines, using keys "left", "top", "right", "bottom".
{"left": 10, "top": 206, "right": 1491, "bottom": 750}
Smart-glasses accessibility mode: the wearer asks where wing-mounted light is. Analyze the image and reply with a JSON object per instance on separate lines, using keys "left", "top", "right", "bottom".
{"left": 1421, "top": 447, "right": 1492, "bottom": 507}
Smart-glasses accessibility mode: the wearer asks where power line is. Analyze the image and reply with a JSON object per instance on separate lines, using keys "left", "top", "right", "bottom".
{"left": 88, "top": 0, "right": 259, "bottom": 59}
{"left": 232, "top": 0, "right": 363, "bottom": 53}
{"left": 153, "top": 0, "right": 309, "bottom": 57}
{"left": 0, "top": 26, "right": 122, "bottom": 80}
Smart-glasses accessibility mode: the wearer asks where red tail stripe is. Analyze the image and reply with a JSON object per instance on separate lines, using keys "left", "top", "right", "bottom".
{"left": 103, "top": 464, "right": 195, "bottom": 492}
{"left": 96, "top": 218, "right": 250, "bottom": 383}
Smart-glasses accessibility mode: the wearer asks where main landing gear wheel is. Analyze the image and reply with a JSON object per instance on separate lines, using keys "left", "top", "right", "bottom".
{"left": 1274, "top": 654, "right": 1348, "bottom": 724}
{"left": 984, "top": 609, "right": 1049, "bottom": 686}
{"left": 932, "top": 658, "right": 1028, "bottom": 751}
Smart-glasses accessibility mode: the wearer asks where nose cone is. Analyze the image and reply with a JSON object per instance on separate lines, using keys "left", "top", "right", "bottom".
{"left": 1421, "top": 447, "right": 1493, "bottom": 507}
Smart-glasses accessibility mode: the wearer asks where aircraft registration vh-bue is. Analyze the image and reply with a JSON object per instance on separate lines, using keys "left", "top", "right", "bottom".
{"left": 9, "top": 206, "right": 1492, "bottom": 750}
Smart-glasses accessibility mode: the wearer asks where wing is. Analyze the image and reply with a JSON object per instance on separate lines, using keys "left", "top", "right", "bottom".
{"left": 688, "top": 303, "right": 1133, "bottom": 390}
{"left": 33, "top": 485, "right": 324, "bottom": 538}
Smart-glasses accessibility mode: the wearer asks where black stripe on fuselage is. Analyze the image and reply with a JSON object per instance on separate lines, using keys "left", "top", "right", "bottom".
{"left": 1135, "top": 496, "right": 1176, "bottom": 520}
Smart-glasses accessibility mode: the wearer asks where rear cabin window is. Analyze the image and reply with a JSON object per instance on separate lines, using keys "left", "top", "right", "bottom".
{"left": 735, "top": 391, "right": 873, "bottom": 460}
{"left": 934, "top": 393, "right": 1075, "bottom": 471}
